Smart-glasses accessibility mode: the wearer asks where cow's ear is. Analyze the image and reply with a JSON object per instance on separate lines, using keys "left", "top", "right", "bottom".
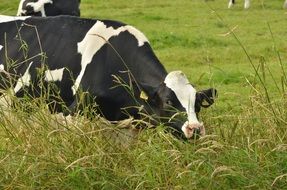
{"left": 196, "top": 88, "right": 217, "bottom": 108}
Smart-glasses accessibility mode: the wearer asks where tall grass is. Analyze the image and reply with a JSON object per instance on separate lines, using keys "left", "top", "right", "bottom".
{"left": 0, "top": 91, "right": 286, "bottom": 189}
{"left": 0, "top": 41, "right": 286, "bottom": 189}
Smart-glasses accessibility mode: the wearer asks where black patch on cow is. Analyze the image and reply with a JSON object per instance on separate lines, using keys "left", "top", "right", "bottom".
{"left": 44, "top": 0, "right": 81, "bottom": 16}
{"left": 19, "top": 0, "right": 81, "bottom": 16}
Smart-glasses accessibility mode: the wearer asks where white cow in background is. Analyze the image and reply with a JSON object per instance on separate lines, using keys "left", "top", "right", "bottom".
{"left": 228, "top": 0, "right": 287, "bottom": 9}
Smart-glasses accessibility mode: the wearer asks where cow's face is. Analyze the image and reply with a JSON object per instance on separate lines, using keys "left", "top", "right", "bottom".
{"left": 145, "top": 71, "right": 217, "bottom": 139}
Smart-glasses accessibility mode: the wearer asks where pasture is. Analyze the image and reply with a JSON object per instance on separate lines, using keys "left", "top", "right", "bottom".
{"left": 0, "top": 0, "right": 287, "bottom": 189}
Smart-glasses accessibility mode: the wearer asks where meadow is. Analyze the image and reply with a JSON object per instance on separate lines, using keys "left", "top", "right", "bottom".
{"left": 0, "top": 0, "right": 287, "bottom": 189}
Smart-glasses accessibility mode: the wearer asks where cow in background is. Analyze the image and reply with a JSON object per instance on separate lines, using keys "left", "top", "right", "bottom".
{"left": 228, "top": 0, "right": 287, "bottom": 9}
{"left": 17, "top": 0, "right": 81, "bottom": 17}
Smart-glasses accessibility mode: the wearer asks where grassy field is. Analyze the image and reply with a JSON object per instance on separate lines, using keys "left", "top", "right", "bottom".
{"left": 1, "top": 0, "right": 287, "bottom": 189}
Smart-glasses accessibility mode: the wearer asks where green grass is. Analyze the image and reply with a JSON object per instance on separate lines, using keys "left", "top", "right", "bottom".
{"left": 1, "top": 0, "right": 287, "bottom": 189}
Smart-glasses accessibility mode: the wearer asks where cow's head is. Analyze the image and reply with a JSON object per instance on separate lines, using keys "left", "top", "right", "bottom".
{"left": 141, "top": 71, "right": 217, "bottom": 140}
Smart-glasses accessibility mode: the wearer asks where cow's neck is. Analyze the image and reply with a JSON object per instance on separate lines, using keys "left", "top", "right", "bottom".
{"left": 131, "top": 48, "right": 167, "bottom": 90}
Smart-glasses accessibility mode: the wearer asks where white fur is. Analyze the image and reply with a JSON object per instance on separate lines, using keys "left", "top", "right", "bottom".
{"left": 0, "top": 45, "right": 3, "bottom": 51}
{"left": 228, "top": 0, "right": 234, "bottom": 8}
{"left": 164, "top": 71, "right": 202, "bottom": 138}
{"left": 14, "top": 62, "right": 33, "bottom": 93}
{"left": 44, "top": 68, "right": 65, "bottom": 82}
{"left": 244, "top": 0, "right": 250, "bottom": 9}
{"left": 124, "top": 25, "right": 149, "bottom": 46}
{"left": 182, "top": 122, "right": 191, "bottom": 138}
{"left": 0, "top": 15, "right": 30, "bottom": 23}
{"left": 72, "top": 21, "right": 149, "bottom": 95}
{"left": 25, "top": 0, "right": 53, "bottom": 17}
{"left": 17, "top": 0, "right": 26, "bottom": 16}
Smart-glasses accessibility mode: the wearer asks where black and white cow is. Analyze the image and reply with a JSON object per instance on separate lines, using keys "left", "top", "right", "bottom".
{"left": 17, "top": 0, "right": 81, "bottom": 17}
{"left": 228, "top": 0, "right": 287, "bottom": 9}
{"left": 0, "top": 15, "right": 217, "bottom": 140}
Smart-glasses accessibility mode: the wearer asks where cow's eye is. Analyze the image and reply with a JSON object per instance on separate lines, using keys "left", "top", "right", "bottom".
{"left": 166, "top": 100, "right": 173, "bottom": 106}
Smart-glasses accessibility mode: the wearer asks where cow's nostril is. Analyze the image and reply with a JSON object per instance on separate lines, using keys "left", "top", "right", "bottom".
{"left": 193, "top": 128, "right": 201, "bottom": 136}
{"left": 184, "top": 123, "right": 204, "bottom": 139}
{"left": 192, "top": 128, "right": 201, "bottom": 139}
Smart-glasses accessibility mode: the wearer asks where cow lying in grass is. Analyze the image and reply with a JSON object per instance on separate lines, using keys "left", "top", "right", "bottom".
{"left": 0, "top": 15, "right": 217, "bottom": 140}
{"left": 17, "top": 0, "right": 81, "bottom": 17}
{"left": 228, "top": 0, "right": 287, "bottom": 9}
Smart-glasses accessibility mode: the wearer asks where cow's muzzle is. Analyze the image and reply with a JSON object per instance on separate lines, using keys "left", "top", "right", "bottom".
{"left": 182, "top": 122, "right": 205, "bottom": 139}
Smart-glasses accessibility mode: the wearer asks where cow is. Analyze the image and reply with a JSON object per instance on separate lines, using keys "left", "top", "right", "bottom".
{"left": 228, "top": 0, "right": 287, "bottom": 9}
{"left": 0, "top": 15, "right": 217, "bottom": 140}
{"left": 17, "top": 0, "right": 81, "bottom": 17}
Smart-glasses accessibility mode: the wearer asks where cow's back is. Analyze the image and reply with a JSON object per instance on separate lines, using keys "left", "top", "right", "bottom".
{"left": 0, "top": 15, "right": 162, "bottom": 118}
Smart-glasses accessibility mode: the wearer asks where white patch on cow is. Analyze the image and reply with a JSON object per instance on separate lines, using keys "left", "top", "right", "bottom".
{"left": 17, "top": 0, "right": 26, "bottom": 16}
{"left": 26, "top": 0, "right": 53, "bottom": 17}
{"left": 44, "top": 68, "right": 65, "bottom": 82}
{"left": 164, "top": 71, "right": 202, "bottom": 138}
{"left": 228, "top": 0, "right": 233, "bottom": 8}
{"left": 244, "top": 0, "right": 250, "bottom": 9}
{"left": 0, "top": 15, "right": 30, "bottom": 23}
{"left": 72, "top": 21, "right": 149, "bottom": 95}
{"left": 0, "top": 64, "right": 4, "bottom": 72}
{"left": 0, "top": 64, "right": 11, "bottom": 77}
{"left": 0, "top": 45, "right": 5, "bottom": 73}
{"left": 124, "top": 25, "right": 149, "bottom": 46}
{"left": 14, "top": 62, "right": 33, "bottom": 94}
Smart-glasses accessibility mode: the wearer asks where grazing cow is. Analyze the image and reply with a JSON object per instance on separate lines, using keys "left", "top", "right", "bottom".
{"left": 228, "top": 0, "right": 287, "bottom": 9}
{"left": 0, "top": 15, "right": 217, "bottom": 140}
{"left": 17, "top": 0, "right": 81, "bottom": 17}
